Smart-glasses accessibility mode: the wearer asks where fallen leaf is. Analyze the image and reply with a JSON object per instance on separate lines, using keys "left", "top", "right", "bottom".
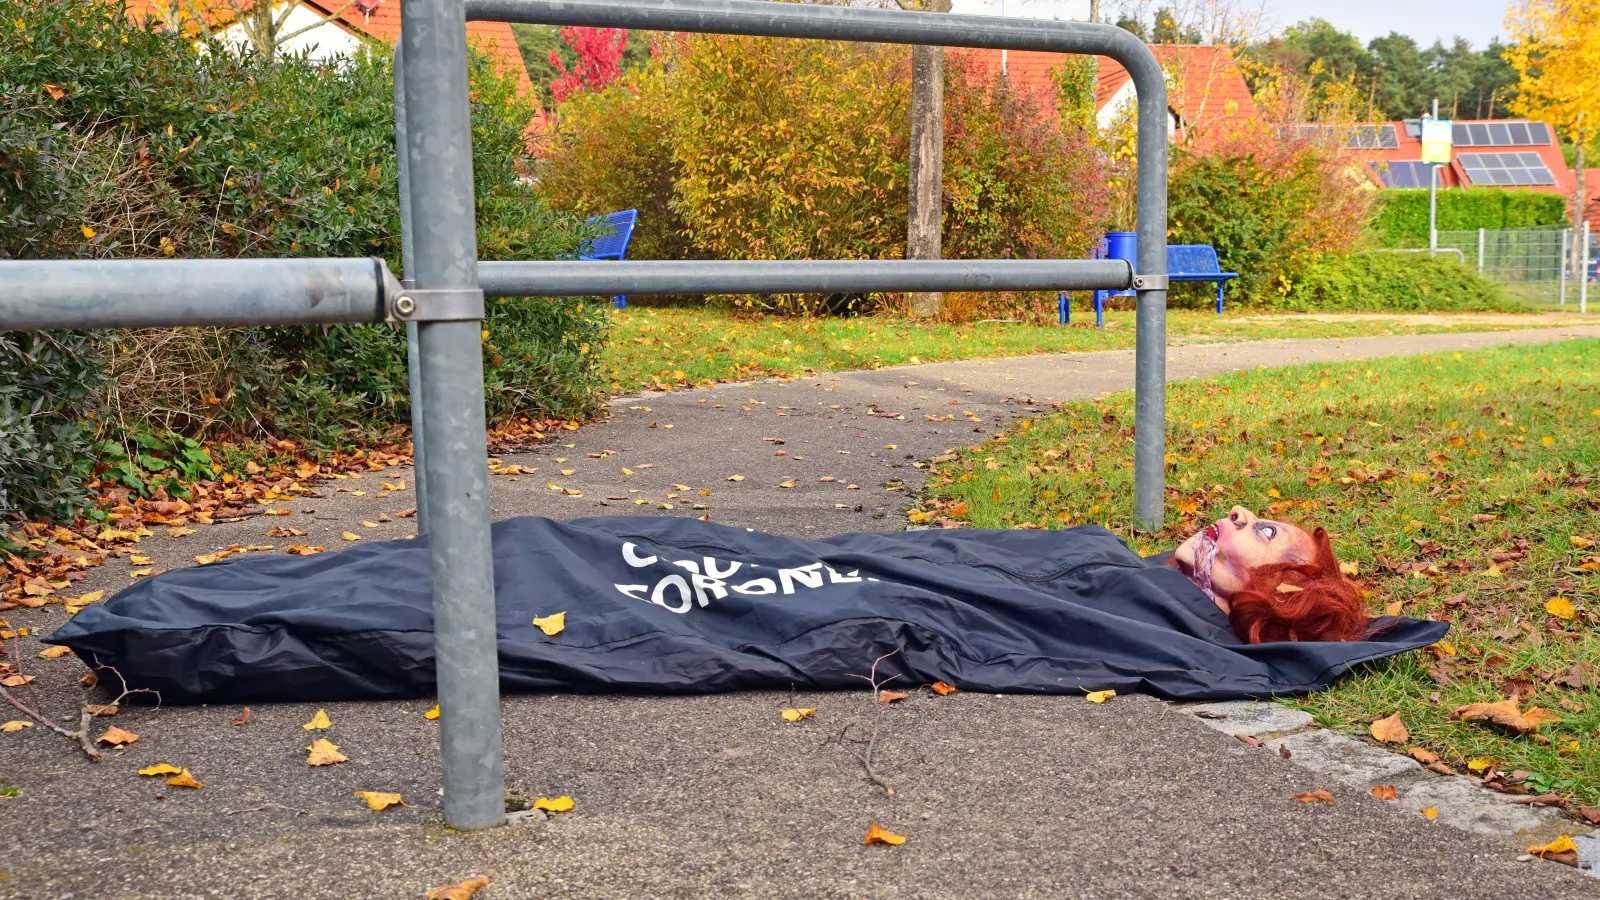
{"left": 1513, "top": 794, "right": 1567, "bottom": 806}
{"left": 1450, "top": 698, "right": 1560, "bottom": 735}
{"left": 285, "top": 545, "right": 326, "bottom": 555}
{"left": 1569, "top": 535, "right": 1595, "bottom": 549}
{"left": 129, "top": 555, "right": 152, "bottom": 565}
{"left": 360, "top": 520, "right": 380, "bottom": 528}
{"left": 1236, "top": 735, "right": 1265, "bottom": 748}
{"left": 1421, "top": 807, "right": 1438, "bottom": 819}
{"left": 781, "top": 707, "right": 815, "bottom": 722}
{"left": 1370, "top": 784, "right": 1397, "bottom": 801}
{"left": 232, "top": 708, "right": 251, "bottom": 726}
{"left": 726, "top": 474, "right": 744, "bottom": 481}
{"left": 1292, "top": 789, "right": 1336, "bottom": 805}
{"left": 560, "top": 469, "right": 576, "bottom": 476}
{"left": 1085, "top": 689, "right": 1116, "bottom": 704}
{"left": 534, "top": 795, "right": 574, "bottom": 813}
{"left": 341, "top": 531, "right": 360, "bottom": 541}
{"left": 1544, "top": 597, "right": 1576, "bottom": 620}
{"left": 165, "top": 769, "right": 203, "bottom": 789}
{"left": 167, "top": 527, "right": 196, "bottom": 537}
{"left": 863, "top": 823, "right": 907, "bottom": 846}
{"left": 96, "top": 726, "right": 139, "bottom": 746}
{"left": 38, "top": 645, "right": 72, "bottom": 659}
{"left": 428, "top": 878, "right": 490, "bottom": 900}
{"left": 302, "top": 709, "right": 332, "bottom": 730}
{"left": 306, "top": 738, "right": 347, "bottom": 766}
{"left": 929, "top": 681, "right": 959, "bottom": 695}
{"left": 138, "top": 763, "right": 183, "bottom": 777}
{"left": 1576, "top": 808, "right": 1600, "bottom": 825}
{"left": 129, "top": 568, "right": 152, "bottom": 578}
{"left": 877, "top": 690, "right": 908, "bottom": 704}
{"left": 1466, "top": 758, "right": 1494, "bottom": 774}
{"left": 532, "top": 611, "right": 566, "bottom": 636}
{"left": 1369, "top": 713, "right": 1409, "bottom": 744}
{"left": 1409, "top": 748, "right": 1441, "bottom": 764}
{"left": 45, "top": 83, "right": 66, "bottom": 100}
{"left": 2, "top": 720, "right": 32, "bottom": 732}
{"left": 354, "top": 790, "right": 405, "bottom": 810}
{"left": 1529, "top": 835, "right": 1577, "bottom": 857}
{"left": 1338, "top": 560, "right": 1360, "bottom": 576}
{"left": 87, "top": 703, "right": 117, "bottom": 716}
{"left": 1384, "top": 601, "right": 1403, "bottom": 617}
{"left": 75, "top": 590, "right": 104, "bottom": 604}
{"left": 778, "top": 479, "right": 797, "bottom": 488}
{"left": 0, "top": 674, "right": 33, "bottom": 687}
{"left": 424, "top": 704, "right": 440, "bottom": 720}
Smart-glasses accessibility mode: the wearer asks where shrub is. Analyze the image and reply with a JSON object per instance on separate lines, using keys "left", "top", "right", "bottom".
{"left": 1369, "top": 188, "right": 1568, "bottom": 247}
{"left": 0, "top": 331, "right": 104, "bottom": 524}
{"left": 1282, "top": 252, "right": 1517, "bottom": 312}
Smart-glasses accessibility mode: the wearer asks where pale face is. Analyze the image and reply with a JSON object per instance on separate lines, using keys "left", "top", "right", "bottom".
{"left": 1173, "top": 506, "right": 1317, "bottom": 611}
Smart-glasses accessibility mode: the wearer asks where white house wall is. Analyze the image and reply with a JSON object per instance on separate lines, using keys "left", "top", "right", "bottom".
{"left": 216, "top": 3, "right": 364, "bottom": 61}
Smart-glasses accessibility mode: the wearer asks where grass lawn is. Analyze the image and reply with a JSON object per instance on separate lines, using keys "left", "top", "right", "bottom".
{"left": 599, "top": 305, "right": 1563, "bottom": 395}
{"left": 915, "top": 339, "right": 1600, "bottom": 806}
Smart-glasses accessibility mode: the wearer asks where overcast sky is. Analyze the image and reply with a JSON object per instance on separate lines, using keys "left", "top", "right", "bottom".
{"left": 948, "top": 0, "right": 1512, "bottom": 50}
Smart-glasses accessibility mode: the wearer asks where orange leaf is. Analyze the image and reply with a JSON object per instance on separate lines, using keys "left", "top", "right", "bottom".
{"left": 863, "top": 823, "right": 907, "bottom": 845}
{"left": 877, "top": 691, "right": 908, "bottom": 704}
{"left": 1370, "top": 784, "right": 1397, "bottom": 801}
{"left": 165, "top": 769, "right": 203, "bottom": 789}
{"left": 354, "top": 790, "right": 405, "bottom": 810}
{"left": 232, "top": 707, "right": 251, "bottom": 726}
{"left": 87, "top": 703, "right": 118, "bottom": 716}
{"left": 1450, "top": 698, "right": 1559, "bottom": 735}
{"left": 44, "top": 83, "right": 65, "bottom": 100}
{"left": 1291, "top": 789, "right": 1336, "bottom": 805}
{"left": 1420, "top": 807, "right": 1438, "bottom": 819}
{"left": 1408, "top": 748, "right": 1441, "bottom": 765}
{"left": 306, "top": 738, "right": 348, "bottom": 766}
{"left": 1369, "top": 713, "right": 1409, "bottom": 744}
{"left": 38, "top": 645, "right": 72, "bottom": 659}
{"left": 95, "top": 725, "right": 139, "bottom": 746}
{"left": 929, "top": 681, "right": 958, "bottom": 695}
{"left": 427, "top": 877, "right": 491, "bottom": 900}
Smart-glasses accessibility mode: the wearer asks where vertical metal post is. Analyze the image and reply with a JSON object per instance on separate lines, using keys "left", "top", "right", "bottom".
{"left": 1477, "top": 227, "right": 1485, "bottom": 273}
{"left": 1428, "top": 99, "right": 1439, "bottom": 255}
{"left": 394, "top": 43, "right": 430, "bottom": 536}
{"left": 1583, "top": 220, "right": 1591, "bottom": 315}
{"left": 1560, "top": 228, "right": 1569, "bottom": 306}
{"left": 1129, "top": 56, "right": 1168, "bottom": 531}
{"left": 400, "top": 0, "right": 505, "bottom": 830}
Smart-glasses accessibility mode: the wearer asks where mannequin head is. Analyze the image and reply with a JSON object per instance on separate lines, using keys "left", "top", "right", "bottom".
{"left": 1173, "top": 507, "right": 1370, "bottom": 643}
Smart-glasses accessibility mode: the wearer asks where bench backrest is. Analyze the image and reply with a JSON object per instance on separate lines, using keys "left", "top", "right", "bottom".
{"left": 1168, "top": 244, "right": 1222, "bottom": 276}
{"left": 579, "top": 209, "right": 639, "bottom": 261}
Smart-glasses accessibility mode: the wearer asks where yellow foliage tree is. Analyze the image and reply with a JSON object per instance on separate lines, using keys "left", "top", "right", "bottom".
{"left": 1503, "top": 0, "right": 1600, "bottom": 273}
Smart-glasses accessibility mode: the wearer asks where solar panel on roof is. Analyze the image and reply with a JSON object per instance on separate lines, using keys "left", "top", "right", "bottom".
{"left": 1469, "top": 123, "right": 1491, "bottom": 145}
{"left": 1368, "top": 160, "right": 1436, "bottom": 189}
{"left": 1450, "top": 120, "right": 1555, "bottom": 147}
{"left": 1507, "top": 122, "right": 1530, "bottom": 144}
{"left": 1458, "top": 150, "right": 1556, "bottom": 186}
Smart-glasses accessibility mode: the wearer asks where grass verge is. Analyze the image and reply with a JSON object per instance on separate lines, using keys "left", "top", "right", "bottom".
{"left": 600, "top": 306, "right": 1568, "bottom": 395}
{"left": 915, "top": 339, "right": 1600, "bottom": 806}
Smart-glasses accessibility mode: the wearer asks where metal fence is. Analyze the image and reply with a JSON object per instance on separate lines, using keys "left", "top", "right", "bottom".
{"left": 1, "top": 0, "right": 1172, "bottom": 830}
{"left": 1434, "top": 226, "right": 1595, "bottom": 310}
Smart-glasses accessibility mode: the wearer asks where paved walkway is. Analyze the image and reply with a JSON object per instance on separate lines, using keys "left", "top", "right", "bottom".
{"left": 4, "top": 325, "right": 1599, "bottom": 898}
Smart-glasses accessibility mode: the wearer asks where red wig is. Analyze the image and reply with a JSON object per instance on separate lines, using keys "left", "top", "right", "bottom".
{"left": 1226, "top": 527, "right": 1372, "bottom": 644}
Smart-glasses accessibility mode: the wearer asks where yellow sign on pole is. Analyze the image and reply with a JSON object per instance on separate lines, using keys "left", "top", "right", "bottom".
{"left": 1420, "top": 119, "right": 1453, "bottom": 165}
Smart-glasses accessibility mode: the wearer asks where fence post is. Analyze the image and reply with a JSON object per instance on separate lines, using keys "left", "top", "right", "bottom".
{"left": 399, "top": 0, "right": 506, "bottom": 830}
{"left": 1560, "top": 228, "right": 1569, "bottom": 306}
{"left": 1583, "top": 221, "right": 1591, "bottom": 316}
{"left": 1477, "top": 228, "right": 1485, "bottom": 273}
{"left": 393, "top": 44, "right": 429, "bottom": 536}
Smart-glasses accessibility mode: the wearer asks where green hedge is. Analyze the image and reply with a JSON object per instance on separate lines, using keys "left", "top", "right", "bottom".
{"left": 1283, "top": 252, "right": 1519, "bottom": 312}
{"left": 1370, "top": 189, "right": 1567, "bottom": 247}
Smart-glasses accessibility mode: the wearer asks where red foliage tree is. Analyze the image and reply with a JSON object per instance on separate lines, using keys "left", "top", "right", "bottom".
{"left": 549, "top": 27, "right": 628, "bottom": 105}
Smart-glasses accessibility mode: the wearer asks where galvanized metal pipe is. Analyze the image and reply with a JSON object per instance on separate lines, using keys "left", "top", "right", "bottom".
{"left": 393, "top": 42, "right": 430, "bottom": 536}
{"left": 0, "top": 258, "right": 392, "bottom": 330}
{"left": 478, "top": 259, "right": 1134, "bottom": 297}
{"left": 401, "top": 0, "right": 506, "bottom": 830}
{"left": 467, "top": 0, "right": 1169, "bottom": 528}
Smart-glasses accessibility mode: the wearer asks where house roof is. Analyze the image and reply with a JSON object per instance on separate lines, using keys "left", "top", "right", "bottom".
{"left": 125, "top": 0, "right": 533, "bottom": 96}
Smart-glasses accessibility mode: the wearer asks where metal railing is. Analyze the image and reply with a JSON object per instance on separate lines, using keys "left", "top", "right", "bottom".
{"left": 1431, "top": 226, "right": 1595, "bottom": 311}
{"left": 2, "top": 0, "right": 1171, "bottom": 830}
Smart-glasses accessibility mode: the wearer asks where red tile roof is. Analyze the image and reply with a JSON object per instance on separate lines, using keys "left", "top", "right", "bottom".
{"left": 125, "top": 0, "right": 533, "bottom": 96}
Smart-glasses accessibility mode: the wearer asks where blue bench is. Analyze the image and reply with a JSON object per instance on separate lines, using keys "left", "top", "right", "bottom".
{"left": 1059, "top": 240, "right": 1239, "bottom": 328}
{"left": 578, "top": 209, "right": 639, "bottom": 309}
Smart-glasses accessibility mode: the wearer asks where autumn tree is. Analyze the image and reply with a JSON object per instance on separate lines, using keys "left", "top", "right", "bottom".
{"left": 895, "top": 0, "right": 952, "bottom": 318}
{"left": 548, "top": 26, "right": 628, "bottom": 105}
{"left": 1504, "top": 0, "right": 1600, "bottom": 277}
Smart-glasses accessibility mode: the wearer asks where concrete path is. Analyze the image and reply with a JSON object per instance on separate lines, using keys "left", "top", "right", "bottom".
{"left": 4, "top": 324, "right": 1598, "bottom": 898}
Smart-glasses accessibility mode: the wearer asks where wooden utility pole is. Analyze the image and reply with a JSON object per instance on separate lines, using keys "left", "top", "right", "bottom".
{"left": 904, "top": 0, "right": 951, "bottom": 317}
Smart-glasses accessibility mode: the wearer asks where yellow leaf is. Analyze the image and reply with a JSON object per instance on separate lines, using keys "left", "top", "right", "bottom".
{"left": 1569, "top": 535, "right": 1595, "bottom": 549}
{"left": 129, "top": 568, "right": 152, "bottom": 578}
{"left": 534, "top": 795, "right": 574, "bottom": 813}
{"left": 38, "top": 645, "right": 72, "bottom": 659}
{"left": 342, "top": 531, "right": 360, "bottom": 541}
{"left": 863, "top": 823, "right": 907, "bottom": 845}
{"left": 1421, "top": 808, "right": 1438, "bottom": 819}
{"left": 354, "top": 790, "right": 405, "bottom": 810}
{"left": 129, "top": 555, "right": 152, "bottom": 565}
{"left": 424, "top": 704, "right": 440, "bottom": 720}
{"left": 75, "top": 590, "right": 105, "bottom": 604}
{"left": 1085, "top": 690, "right": 1116, "bottom": 704}
{"left": 361, "top": 521, "right": 380, "bottom": 528}
{"left": 427, "top": 877, "right": 491, "bottom": 900}
{"left": 96, "top": 725, "right": 139, "bottom": 746}
{"left": 532, "top": 611, "right": 566, "bottom": 636}
{"left": 621, "top": 467, "right": 635, "bottom": 476}
{"left": 138, "top": 763, "right": 182, "bottom": 777}
{"left": 80, "top": 224, "right": 96, "bottom": 239}
{"left": 1466, "top": 758, "right": 1495, "bottom": 773}
{"left": 1369, "top": 713, "right": 1409, "bottom": 744}
{"left": 167, "top": 528, "right": 195, "bottom": 537}
{"left": 301, "top": 709, "right": 332, "bottom": 730}
{"left": 726, "top": 474, "right": 744, "bottom": 481}
{"left": 672, "top": 484, "right": 691, "bottom": 491}
{"left": 1384, "top": 601, "right": 1403, "bottom": 617}
{"left": 1545, "top": 597, "right": 1576, "bottom": 620}
{"left": 1529, "top": 835, "right": 1577, "bottom": 856}
{"left": 2, "top": 720, "right": 32, "bottom": 732}
{"left": 165, "top": 769, "right": 203, "bottom": 789}
{"left": 781, "top": 707, "right": 815, "bottom": 722}
{"left": 306, "top": 738, "right": 348, "bottom": 766}
{"left": 87, "top": 703, "right": 117, "bottom": 716}
{"left": 778, "top": 479, "right": 797, "bottom": 488}
{"left": 1338, "top": 560, "right": 1360, "bottom": 576}
{"left": 885, "top": 444, "right": 898, "bottom": 450}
